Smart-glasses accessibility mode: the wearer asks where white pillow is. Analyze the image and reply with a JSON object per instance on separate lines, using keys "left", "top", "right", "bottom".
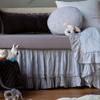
{"left": 55, "top": 0, "right": 100, "bottom": 29}
{"left": 47, "top": 7, "right": 83, "bottom": 35}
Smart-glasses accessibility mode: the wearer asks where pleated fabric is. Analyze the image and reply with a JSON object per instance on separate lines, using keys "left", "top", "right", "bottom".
{"left": 7, "top": 49, "right": 100, "bottom": 89}
{"left": 69, "top": 27, "right": 100, "bottom": 89}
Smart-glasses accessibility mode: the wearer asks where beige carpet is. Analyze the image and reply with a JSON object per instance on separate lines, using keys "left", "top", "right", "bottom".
{"left": 57, "top": 95, "right": 100, "bottom": 100}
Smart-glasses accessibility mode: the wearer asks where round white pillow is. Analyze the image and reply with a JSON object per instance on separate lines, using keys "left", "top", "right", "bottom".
{"left": 47, "top": 7, "right": 83, "bottom": 35}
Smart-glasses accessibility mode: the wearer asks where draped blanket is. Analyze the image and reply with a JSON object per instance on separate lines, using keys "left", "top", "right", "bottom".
{"left": 69, "top": 27, "right": 100, "bottom": 87}
{"left": 0, "top": 60, "right": 24, "bottom": 91}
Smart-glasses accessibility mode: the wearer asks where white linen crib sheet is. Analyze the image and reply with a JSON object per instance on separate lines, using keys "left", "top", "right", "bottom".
{"left": 7, "top": 49, "right": 100, "bottom": 89}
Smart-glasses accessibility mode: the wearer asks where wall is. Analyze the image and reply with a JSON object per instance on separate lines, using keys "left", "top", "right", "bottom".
{"left": 0, "top": 0, "right": 85, "bottom": 8}
{"left": 0, "top": 0, "right": 56, "bottom": 8}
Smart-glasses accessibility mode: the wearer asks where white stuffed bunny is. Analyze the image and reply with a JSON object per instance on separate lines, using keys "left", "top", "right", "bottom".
{"left": 63, "top": 23, "right": 81, "bottom": 36}
{"left": 9, "top": 44, "right": 20, "bottom": 61}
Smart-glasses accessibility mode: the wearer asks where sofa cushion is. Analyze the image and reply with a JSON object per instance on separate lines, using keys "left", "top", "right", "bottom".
{"left": 55, "top": 0, "right": 100, "bottom": 29}
{"left": 47, "top": 7, "right": 82, "bottom": 35}
{"left": 0, "top": 11, "right": 50, "bottom": 34}
{"left": 36, "top": 14, "right": 51, "bottom": 33}
{"left": 0, "top": 34, "right": 71, "bottom": 49}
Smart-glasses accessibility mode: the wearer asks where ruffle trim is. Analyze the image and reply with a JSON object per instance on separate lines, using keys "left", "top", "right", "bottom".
{"left": 22, "top": 75, "right": 81, "bottom": 89}
{"left": 69, "top": 33, "right": 100, "bottom": 63}
{"left": 79, "top": 52, "right": 100, "bottom": 63}
{"left": 81, "top": 64, "right": 100, "bottom": 88}
{"left": 21, "top": 63, "right": 100, "bottom": 89}
{"left": 82, "top": 69, "right": 100, "bottom": 88}
{"left": 69, "top": 33, "right": 100, "bottom": 89}
{"left": 82, "top": 64, "right": 100, "bottom": 78}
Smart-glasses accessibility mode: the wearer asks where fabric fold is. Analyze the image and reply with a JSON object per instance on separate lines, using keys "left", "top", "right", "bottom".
{"left": 69, "top": 27, "right": 100, "bottom": 89}
{"left": 6, "top": 40, "right": 100, "bottom": 89}
{"left": 22, "top": 76, "right": 81, "bottom": 89}
{"left": 69, "top": 27, "right": 100, "bottom": 64}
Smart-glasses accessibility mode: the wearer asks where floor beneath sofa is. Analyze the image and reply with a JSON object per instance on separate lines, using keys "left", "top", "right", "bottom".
{"left": 1, "top": 87, "right": 100, "bottom": 100}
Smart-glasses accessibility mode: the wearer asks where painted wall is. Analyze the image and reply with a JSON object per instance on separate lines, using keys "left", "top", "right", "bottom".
{"left": 0, "top": 0, "right": 85, "bottom": 8}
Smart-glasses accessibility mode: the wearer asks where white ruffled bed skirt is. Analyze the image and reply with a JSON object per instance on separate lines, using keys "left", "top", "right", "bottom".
{"left": 7, "top": 49, "right": 100, "bottom": 89}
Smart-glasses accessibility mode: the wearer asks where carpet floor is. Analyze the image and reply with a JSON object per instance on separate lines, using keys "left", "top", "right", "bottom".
{"left": 57, "top": 95, "right": 100, "bottom": 100}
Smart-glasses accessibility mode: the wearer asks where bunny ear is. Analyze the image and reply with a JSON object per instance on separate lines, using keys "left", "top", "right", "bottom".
{"left": 75, "top": 27, "right": 81, "bottom": 32}
{"left": 16, "top": 45, "right": 20, "bottom": 48}
{"left": 12, "top": 44, "right": 16, "bottom": 48}
{"left": 63, "top": 23, "right": 69, "bottom": 27}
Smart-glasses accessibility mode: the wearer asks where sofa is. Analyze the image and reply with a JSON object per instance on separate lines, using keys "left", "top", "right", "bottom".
{"left": 0, "top": 0, "right": 100, "bottom": 90}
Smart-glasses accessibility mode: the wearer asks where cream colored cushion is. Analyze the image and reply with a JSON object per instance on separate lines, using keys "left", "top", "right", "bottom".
{"left": 55, "top": 0, "right": 100, "bottom": 29}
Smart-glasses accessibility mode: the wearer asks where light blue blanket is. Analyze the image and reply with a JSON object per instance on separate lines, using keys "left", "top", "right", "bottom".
{"left": 70, "top": 27, "right": 100, "bottom": 64}
{"left": 69, "top": 27, "right": 100, "bottom": 88}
